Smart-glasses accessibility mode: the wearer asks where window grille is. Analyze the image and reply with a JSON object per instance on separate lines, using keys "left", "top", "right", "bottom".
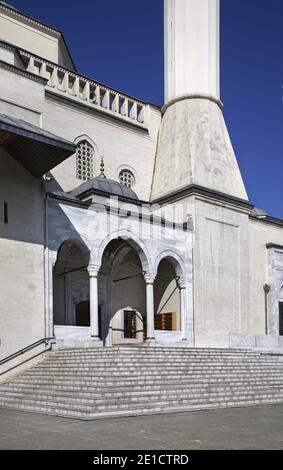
{"left": 119, "top": 169, "right": 135, "bottom": 188}
{"left": 76, "top": 140, "right": 94, "bottom": 181}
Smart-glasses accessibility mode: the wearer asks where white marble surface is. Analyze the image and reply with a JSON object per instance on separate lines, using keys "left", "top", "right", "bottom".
{"left": 230, "top": 333, "right": 283, "bottom": 352}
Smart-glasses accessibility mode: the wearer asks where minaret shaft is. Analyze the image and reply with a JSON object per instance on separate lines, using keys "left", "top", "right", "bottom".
{"left": 165, "top": 0, "right": 220, "bottom": 103}
{"left": 151, "top": 0, "right": 248, "bottom": 201}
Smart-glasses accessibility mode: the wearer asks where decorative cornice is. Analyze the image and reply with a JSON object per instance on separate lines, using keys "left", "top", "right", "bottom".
{"left": 0, "top": 40, "right": 15, "bottom": 52}
{"left": 162, "top": 93, "right": 224, "bottom": 114}
{"left": 0, "top": 59, "right": 48, "bottom": 84}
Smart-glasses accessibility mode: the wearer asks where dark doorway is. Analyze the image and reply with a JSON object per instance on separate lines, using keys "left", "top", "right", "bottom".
{"left": 76, "top": 301, "right": 90, "bottom": 327}
{"left": 124, "top": 310, "right": 137, "bottom": 339}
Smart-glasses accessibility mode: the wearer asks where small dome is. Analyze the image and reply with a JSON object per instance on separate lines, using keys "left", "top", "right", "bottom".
{"left": 70, "top": 176, "right": 139, "bottom": 200}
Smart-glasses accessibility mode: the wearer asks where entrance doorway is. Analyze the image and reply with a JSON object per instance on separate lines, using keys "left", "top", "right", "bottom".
{"left": 99, "top": 238, "right": 146, "bottom": 345}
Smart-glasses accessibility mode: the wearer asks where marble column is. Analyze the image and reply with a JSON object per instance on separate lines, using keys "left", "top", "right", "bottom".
{"left": 179, "top": 278, "right": 188, "bottom": 341}
{"left": 88, "top": 265, "right": 100, "bottom": 339}
{"left": 48, "top": 250, "right": 57, "bottom": 339}
{"left": 144, "top": 274, "right": 156, "bottom": 341}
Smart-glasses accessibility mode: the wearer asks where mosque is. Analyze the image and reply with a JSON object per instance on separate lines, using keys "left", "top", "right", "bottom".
{"left": 0, "top": 0, "right": 283, "bottom": 379}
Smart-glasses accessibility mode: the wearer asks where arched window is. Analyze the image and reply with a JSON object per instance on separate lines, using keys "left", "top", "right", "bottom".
{"left": 119, "top": 168, "right": 136, "bottom": 188}
{"left": 76, "top": 140, "right": 94, "bottom": 181}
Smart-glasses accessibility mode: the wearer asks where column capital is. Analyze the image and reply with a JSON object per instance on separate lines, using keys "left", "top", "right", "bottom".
{"left": 144, "top": 273, "right": 156, "bottom": 285}
{"left": 178, "top": 278, "right": 187, "bottom": 290}
{"left": 87, "top": 264, "right": 100, "bottom": 278}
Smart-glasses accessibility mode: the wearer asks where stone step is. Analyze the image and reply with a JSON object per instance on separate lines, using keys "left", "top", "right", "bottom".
{"left": 0, "top": 390, "right": 282, "bottom": 416}
{"left": 1, "top": 382, "right": 282, "bottom": 402}
{"left": 5, "top": 381, "right": 282, "bottom": 395}
{"left": 54, "top": 352, "right": 263, "bottom": 360}
{"left": 56, "top": 346, "right": 256, "bottom": 352}
{"left": 9, "top": 371, "right": 283, "bottom": 387}
{"left": 37, "top": 358, "right": 283, "bottom": 368}
{"left": 51, "top": 356, "right": 283, "bottom": 365}
{"left": 0, "top": 347, "right": 282, "bottom": 420}
{"left": 3, "top": 378, "right": 283, "bottom": 395}
{"left": 1, "top": 385, "right": 282, "bottom": 407}
{"left": 52, "top": 360, "right": 282, "bottom": 368}
{"left": 5, "top": 374, "right": 283, "bottom": 387}
{"left": 54, "top": 348, "right": 260, "bottom": 354}
{"left": 44, "top": 352, "right": 274, "bottom": 358}
{"left": 2, "top": 395, "right": 283, "bottom": 421}
{"left": 32, "top": 363, "right": 283, "bottom": 373}
{"left": 19, "top": 368, "right": 283, "bottom": 379}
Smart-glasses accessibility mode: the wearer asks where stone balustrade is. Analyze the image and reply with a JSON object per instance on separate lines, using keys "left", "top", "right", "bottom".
{"left": 20, "top": 52, "right": 147, "bottom": 128}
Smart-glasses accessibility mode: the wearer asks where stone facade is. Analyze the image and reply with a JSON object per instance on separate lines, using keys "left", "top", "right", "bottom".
{"left": 0, "top": 1, "right": 283, "bottom": 373}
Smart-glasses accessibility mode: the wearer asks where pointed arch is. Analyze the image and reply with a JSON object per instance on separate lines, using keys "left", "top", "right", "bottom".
{"left": 54, "top": 237, "right": 90, "bottom": 263}
{"left": 74, "top": 134, "right": 98, "bottom": 152}
{"left": 74, "top": 135, "right": 98, "bottom": 181}
{"left": 153, "top": 250, "right": 186, "bottom": 279}
{"left": 92, "top": 229, "right": 153, "bottom": 273}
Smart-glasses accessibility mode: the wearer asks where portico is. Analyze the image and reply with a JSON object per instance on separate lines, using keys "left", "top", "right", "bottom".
{"left": 48, "top": 184, "right": 193, "bottom": 348}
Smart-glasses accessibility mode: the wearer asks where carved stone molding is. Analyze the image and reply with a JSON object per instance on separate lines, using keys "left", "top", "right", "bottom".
{"left": 144, "top": 274, "right": 156, "bottom": 285}
{"left": 87, "top": 265, "right": 100, "bottom": 278}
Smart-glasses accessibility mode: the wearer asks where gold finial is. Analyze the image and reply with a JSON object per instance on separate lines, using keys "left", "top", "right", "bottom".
{"left": 99, "top": 156, "right": 106, "bottom": 178}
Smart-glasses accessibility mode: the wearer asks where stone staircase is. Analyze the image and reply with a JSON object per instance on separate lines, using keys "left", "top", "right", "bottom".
{"left": 0, "top": 347, "right": 283, "bottom": 420}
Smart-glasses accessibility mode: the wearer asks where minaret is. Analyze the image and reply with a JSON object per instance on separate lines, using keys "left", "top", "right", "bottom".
{"left": 151, "top": 0, "right": 248, "bottom": 201}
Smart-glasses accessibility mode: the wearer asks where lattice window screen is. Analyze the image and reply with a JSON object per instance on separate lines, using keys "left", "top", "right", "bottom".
{"left": 76, "top": 140, "right": 94, "bottom": 181}
{"left": 119, "top": 169, "right": 136, "bottom": 188}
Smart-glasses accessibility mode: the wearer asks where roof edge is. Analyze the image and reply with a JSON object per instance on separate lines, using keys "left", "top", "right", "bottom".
{"left": 151, "top": 184, "right": 254, "bottom": 210}
{"left": 0, "top": 2, "right": 76, "bottom": 71}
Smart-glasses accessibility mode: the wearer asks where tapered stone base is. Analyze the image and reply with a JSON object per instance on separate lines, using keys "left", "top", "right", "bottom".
{"left": 151, "top": 97, "right": 248, "bottom": 201}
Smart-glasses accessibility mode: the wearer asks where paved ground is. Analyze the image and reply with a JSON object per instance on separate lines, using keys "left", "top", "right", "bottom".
{"left": 0, "top": 405, "right": 282, "bottom": 450}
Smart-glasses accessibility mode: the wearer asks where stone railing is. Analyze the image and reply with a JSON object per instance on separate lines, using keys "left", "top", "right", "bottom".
{"left": 19, "top": 51, "right": 148, "bottom": 128}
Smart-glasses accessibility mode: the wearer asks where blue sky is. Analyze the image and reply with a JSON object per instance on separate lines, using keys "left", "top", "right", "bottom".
{"left": 8, "top": 0, "right": 283, "bottom": 218}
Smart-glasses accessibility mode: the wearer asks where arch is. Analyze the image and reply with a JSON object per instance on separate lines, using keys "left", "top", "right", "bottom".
{"left": 74, "top": 135, "right": 97, "bottom": 182}
{"left": 93, "top": 229, "right": 153, "bottom": 273}
{"left": 74, "top": 134, "right": 98, "bottom": 153}
{"left": 55, "top": 238, "right": 90, "bottom": 264}
{"left": 153, "top": 250, "right": 186, "bottom": 279}
{"left": 109, "top": 244, "right": 135, "bottom": 272}
{"left": 53, "top": 239, "right": 91, "bottom": 327}
{"left": 153, "top": 252, "right": 185, "bottom": 333}
{"left": 98, "top": 236, "right": 147, "bottom": 346}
